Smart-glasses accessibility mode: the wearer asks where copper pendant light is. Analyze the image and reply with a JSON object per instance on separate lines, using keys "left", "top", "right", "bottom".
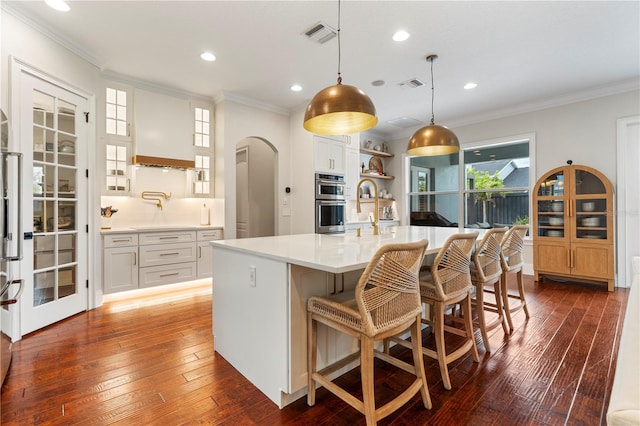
{"left": 303, "top": 0, "right": 377, "bottom": 135}
{"left": 406, "top": 54, "right": 459, "bottom": 156}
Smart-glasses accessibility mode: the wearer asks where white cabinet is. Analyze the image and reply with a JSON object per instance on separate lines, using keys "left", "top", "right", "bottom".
{"left": 138, "top": 231, "right": 197, "bottom": 288}
{"left": 197, "top": 229, "right": 223, "bottom": 278}
{"left": 345, "top": 146, "right": 360, "bottom": 201}
{"left": 103, "top": 234, "right": 139, "bottom": 294}
{"left": 134, "top": 88, "right": 192, "bottom": 161}
{"left": 314, "top": 135, "right": 345, "bottom": 174}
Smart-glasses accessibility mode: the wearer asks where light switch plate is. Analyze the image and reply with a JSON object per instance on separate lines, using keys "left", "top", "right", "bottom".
{"left": 249, "top": 265, "right": 256, "bottom": 286}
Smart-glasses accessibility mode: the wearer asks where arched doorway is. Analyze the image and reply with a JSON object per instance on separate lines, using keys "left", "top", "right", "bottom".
{"left": 236, "top": 137, "right": 277, "bottom": 238}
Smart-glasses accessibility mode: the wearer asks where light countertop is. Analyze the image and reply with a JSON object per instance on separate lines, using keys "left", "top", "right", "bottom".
{"left": 211, "top": 225, "right": 482, "bottom": 274}
{"left": 100, "top": 225, "right": 223, "bottom": 235}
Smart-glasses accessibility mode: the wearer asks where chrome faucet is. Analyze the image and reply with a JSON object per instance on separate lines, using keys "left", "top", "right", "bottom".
{"left": 356, "top": 177, "right": 379, "bottom": 235}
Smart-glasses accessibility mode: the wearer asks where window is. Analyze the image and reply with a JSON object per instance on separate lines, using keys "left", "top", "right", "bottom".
{"left": 194, "top": 107, "right": 210, "bottom": 148}
{"left": 193, "top": 154, "right": 210, "bottom": 194}
{"left": 408, "top": 137, "right": 532, "bottom": 228}
{"left": 106, "top": 144, "right": 128, "bottom": 192}
{"left": 105, "top": 87, "right": 128, "bottom": 137}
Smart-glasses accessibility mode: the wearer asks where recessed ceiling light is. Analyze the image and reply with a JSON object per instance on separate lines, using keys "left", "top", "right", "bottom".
{"left": 371, "top": 80, "right": 385, "bottom": 87}
{"left": 45, "top": 0, "right": 70, "bottom": 12}
{"left": 200, "top": 52, "right": 216, "bottom": 62}
{"left": 392, "top": 30, "right": 410, "bottom": 42}
{"left": 290, "top": 84, "right": 302, "bottom": 92}
{"left": 464, "top": 82, "right": 478, "bottom": 90}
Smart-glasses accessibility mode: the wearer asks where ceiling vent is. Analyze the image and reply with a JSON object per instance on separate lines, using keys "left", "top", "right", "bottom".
{"left": 386, "top": 117, "right": 424, "bottom": 128}
{"left": 304, "top": 22, "right": 337, "bottom": 44}
{"left": 399, "top": 78, "right": 425, "bottom": 88}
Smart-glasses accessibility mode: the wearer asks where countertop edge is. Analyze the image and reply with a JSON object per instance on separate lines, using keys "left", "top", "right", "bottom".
{"left": 101, "top": 225, "right": 224, "bottom": 235}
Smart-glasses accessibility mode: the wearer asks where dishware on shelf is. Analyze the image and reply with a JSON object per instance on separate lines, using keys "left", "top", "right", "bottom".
{"left": 547, "top": 230, "right": 563, "bottom": 237}
{"left": 581, "top": 217, "right": 600, "bottom": 227}
{"left": 582, "top": 201, "right": 595, "bottom": 212}
{"left": 548, "top": 217, "right": 563, "bottom": 226}
{"left": 551, "top": 201, "right": 564, "bottom": 212}
{"left": 368, "top": 157, "right": 383, "bottom": 174}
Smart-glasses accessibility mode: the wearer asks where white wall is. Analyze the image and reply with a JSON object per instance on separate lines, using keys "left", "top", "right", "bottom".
{"left": 217, "top": 98, "right": 291, "bottom": 239}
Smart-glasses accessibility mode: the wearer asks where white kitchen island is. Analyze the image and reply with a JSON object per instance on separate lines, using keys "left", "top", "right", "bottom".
{"left": 210, "top": 226, "right": 480, "bottom": 408}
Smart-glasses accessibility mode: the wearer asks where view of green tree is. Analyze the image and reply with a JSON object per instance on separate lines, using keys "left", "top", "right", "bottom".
{"left": 467, "top": 167, "right": 507, "bottom": 223}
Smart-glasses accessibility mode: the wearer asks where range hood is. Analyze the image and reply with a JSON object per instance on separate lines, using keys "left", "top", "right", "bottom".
{"left": 132, "top": 155, "right": 195, "bottom": 170}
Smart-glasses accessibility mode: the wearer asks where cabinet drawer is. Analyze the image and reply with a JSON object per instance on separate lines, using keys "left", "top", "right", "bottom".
{"left": 139, "top": 242, "right": 196, "bottom": 267}
{"left": 139, "top": 231, "right": 196, "bottom": 245}
{"left": 197, "top": 229, "right": 223, "bottom": 241}
{"left": 139, "top": 262, "right": 197, "bottom": 288}
{"left": 103, "top": 233, "right": 138, "bottom": 248}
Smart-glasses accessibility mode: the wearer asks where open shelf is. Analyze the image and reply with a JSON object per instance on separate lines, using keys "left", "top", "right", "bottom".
{"left": 360, "top": 173, "right": 394, "bottom": 180}
{"left": 360, "top": 147, "right": 394, "bottom": 158}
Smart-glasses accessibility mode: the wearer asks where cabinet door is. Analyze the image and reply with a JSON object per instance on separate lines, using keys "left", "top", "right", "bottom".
{"left": 534, "top": 168, "right": 567, "bottom": 239}
{"left": 572, "top": 244, "right": 613, "bottom": 279}
{"left": 344, "top": 147, "right": 360, "bottom": 201}
{"left": 534, "top": 241, "right": 570, "bottom": 275}
{"left": 571, "top": 167, "right": 612, "bottom": 243}
{"left": 197, "top": 241, "right": 213, "bottom": 278}
{"left": 103, "top": 246, "right": 138, "bottom": 294}
{"left": 105, "top": 142, "right": 132, "bottom": 194}
{"left": 314, "top": 136, "right": 345, "bottom": 173}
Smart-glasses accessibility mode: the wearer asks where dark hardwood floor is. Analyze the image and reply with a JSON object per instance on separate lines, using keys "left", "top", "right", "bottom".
{"left": 1, "top": 276, "right": 628, "bottom": 425}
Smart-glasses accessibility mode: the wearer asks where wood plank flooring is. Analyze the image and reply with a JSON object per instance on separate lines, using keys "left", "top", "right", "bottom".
{"left": 0, "top": 276, "right": 628, "bottom": 425}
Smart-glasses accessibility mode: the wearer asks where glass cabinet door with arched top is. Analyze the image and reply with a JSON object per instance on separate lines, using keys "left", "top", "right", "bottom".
{"left": 572, "top": 167, "right": 611, "bottom": 242}
{"left": 534, "top": 168, "right": 566, "bottom": 239}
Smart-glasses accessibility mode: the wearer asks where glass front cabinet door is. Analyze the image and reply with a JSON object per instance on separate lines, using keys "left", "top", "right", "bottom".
{"left": 533, "top": 164, "right": 614, "bottom": 291}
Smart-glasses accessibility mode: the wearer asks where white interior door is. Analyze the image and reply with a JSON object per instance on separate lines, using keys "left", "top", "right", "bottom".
{"left": 18, "top": 71, "right": 88, "bottom": 335}
{"left": 236, "top": 147, "right": 249, "bottom": 238}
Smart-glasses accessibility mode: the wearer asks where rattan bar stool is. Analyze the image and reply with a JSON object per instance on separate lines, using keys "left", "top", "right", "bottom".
{"left": 469, "top": 227, "right": 509, "bottom": 352}
{"left": 500, "top": 225, "right": 530, "bottom": 332}
{"left": 391, "top": 232, "right": 480, "bottom": 390}
{"left": 307, "top": 240, "right": 431, "bottom": 426}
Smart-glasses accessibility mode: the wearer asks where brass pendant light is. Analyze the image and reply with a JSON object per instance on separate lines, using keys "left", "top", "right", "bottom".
{"left": 406, "top": 54, "right": 459, "bottom": 156}
{"left": 303, "top": 0, "right": 377, "bottom": 135}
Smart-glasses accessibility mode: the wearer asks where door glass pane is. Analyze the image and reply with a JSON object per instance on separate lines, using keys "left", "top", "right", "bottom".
{"left": 33, "top": 270, "right": 55, "bottom": 307}
{"left": 58, "top": 136, "right": 76, "bottom": 167}
{"left": 34, "top": 235, "right": 55, "bottom": 270}
{"left": 59, "top": 234, "right": 76, "bottom": 265}
{"left": 58, "top": 201, "right": 75, "bottom": 231}
{"left": 58, "top": 167, "right": 76, "bottom": 198}
{"left": 58, "top": 100, "right": 76, "bottom": 134}
{"left": 537, "top": 171, "right": 564, "bottom": 196}
{"left": 58, "top": 266, "right": 76, "bottom": 300}
{"left": 44, "top": 164, "right": 55, "bottom": 197}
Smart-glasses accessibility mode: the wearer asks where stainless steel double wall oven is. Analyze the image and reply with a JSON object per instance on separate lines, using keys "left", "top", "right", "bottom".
{"left": 315, "top": 173, "right": 346, "bottom": 234}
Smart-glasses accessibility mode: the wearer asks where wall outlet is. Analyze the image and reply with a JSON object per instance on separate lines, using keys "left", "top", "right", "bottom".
{"left": 249, "top": 265, "right": 256, "bottom": 287}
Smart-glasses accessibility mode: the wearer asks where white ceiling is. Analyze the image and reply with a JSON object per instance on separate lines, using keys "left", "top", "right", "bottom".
{"left": 4, "top": 1, "right": 640, "bottom": 139}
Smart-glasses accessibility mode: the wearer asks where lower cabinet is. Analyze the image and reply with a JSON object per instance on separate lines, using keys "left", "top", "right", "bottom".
{"left": 103, "top": 234, "right": 138, "bottom": 294}
{"left": 102, "top": 228, "right": 223, "bottom": 294}
{"left": 197, "top": 229, "right": 223, "bottom": 278}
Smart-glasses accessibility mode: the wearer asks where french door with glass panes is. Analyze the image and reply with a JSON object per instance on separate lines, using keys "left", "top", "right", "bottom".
{"left": 19, "top": 71, "right": 88, "bottom": 335}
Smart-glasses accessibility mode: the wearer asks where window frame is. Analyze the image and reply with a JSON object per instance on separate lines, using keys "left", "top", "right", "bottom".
{"left": 404, "top": 133, "right": 536, "bottom": 228}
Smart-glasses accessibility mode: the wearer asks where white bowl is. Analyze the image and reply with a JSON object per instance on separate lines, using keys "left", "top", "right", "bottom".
{"left": 582, "top": 202, "right": 595, "bottom": 212}
{"left": 551, "top": 201, "right": 564, "bottom": 212}
{"left": 581, "top": 217, "right": 600, "bottom": 227}
{"left": 547, "top": 230, "right": 563, "bottom": 237}
{"left": 548, "top": 217, "right": 564, "bottom": 226}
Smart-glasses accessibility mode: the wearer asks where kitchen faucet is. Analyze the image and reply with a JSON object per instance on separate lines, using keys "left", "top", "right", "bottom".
{"left": 356, "top": 178, "right": 379, "bottom": 236}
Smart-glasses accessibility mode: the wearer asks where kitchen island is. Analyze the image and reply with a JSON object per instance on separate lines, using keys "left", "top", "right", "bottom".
{"left": 211, "top": 226, "right": 480, "bottom": 408}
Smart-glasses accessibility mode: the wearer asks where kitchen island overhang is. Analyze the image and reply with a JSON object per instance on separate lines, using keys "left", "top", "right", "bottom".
{"left": 210, "top": 226, "right": 482, "bottom": 408}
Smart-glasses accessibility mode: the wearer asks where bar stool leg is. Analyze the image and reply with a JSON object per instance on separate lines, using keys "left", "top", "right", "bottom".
{"left": 501, "top": 273, "right": 515, "bottom": 333}
{"left": 307, "top": 315, "right": 317, "bottom": 406}
{"left": 462, "top": 294, "right": 480, "bottom": 362}
{"left": 474, "top": 282, "right": 491, "bottom": 352}
{"left": 433, "top": 302, "right": 451, "bottom": 390}
{"left": 494, "top": 279, "right": 509, "bottom": 335}
{"left": 361, "top": 337, "right": 376, "bottom": 426}
{"left": 411, "top": 315, "right": 432, "bottom": 409}
{"left": 517, "top": 269, "right": 530, "bottom": 318}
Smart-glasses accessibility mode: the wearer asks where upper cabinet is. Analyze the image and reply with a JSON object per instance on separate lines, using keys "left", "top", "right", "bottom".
{"left": 314, "top": 135, "right": 345, "bottom": 174}
{"left": 533, "top": 164, "right": 614, "bottom": 291}
{"left": 133, "top": 88, "right": 192, "bottom": 161}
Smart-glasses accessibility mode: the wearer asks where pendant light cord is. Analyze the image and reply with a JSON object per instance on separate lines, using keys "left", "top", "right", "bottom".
{"left": 429, "top": 56, "right": 435, "bottom": 125}
{"left": 336, "top": 0, "right": 342, "bottom": 84}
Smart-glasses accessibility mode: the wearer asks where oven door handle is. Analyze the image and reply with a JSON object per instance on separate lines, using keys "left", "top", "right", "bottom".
{"left": 0, "top": 279, "right": 24, "bottom": 306}
{"left": 317, "top": 201, "right": 346, "bottom": 206}
{"left": 316, "top": 179, "right": 345, "bottom": 186}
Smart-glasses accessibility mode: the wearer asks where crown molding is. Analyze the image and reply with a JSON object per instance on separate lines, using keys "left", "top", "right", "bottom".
{"left": 2, "top": 2, "right": 104, "bottom": 69}
{"left": 214, "top": 91, "right": 290, "bottom": 116}
{"left": 101, "top": 70, "right": 214, "bottom": 103}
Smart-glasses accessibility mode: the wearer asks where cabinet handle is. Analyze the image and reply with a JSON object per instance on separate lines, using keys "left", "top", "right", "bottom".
{"left": 126, "top": 178, "right": 130, "bottom": 193}
{"left": 133, "top": 252, "right": 137, "bottom": 266}
{"left": 160, "top": 272, "right": 179, "bottom": 278}
{"left": 569, "top": 250, "right": 575, "bottom": 268}
{"left": 113, "top": 239, "right": 130, "bottom": 243}
{"left": 198, "top": 246, "right": 202, "bottom": 259}
{"left": 160, "top": 252, "right": 180, "bottom": 256}
{"left": 127, "top": 123, "right": 131, "bottom": 137}
{"left": 159, "top": 236, "right": 179, "bottom": 240}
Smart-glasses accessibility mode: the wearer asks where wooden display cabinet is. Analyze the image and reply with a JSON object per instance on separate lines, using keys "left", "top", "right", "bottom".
{"left": 533, "top": 163, "right": 614, "bottom": 291}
